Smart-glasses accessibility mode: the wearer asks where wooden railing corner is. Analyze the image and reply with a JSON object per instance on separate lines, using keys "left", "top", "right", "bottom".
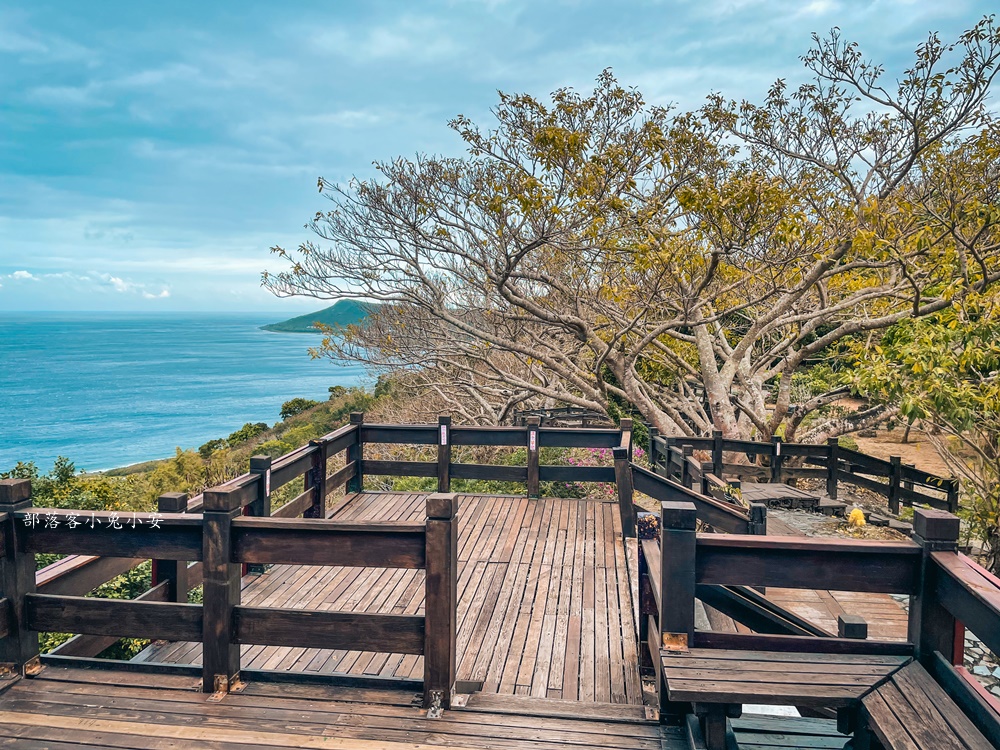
{"left": 909, "top": 507, "right": 961, "bottom": 666}
{"left": 424, "top": 493, "right": 458, "bottom": 710}
{"left": 201, "top": 486, "right": 242, "bottom": 694}
{"left": 658, "top": 500, "right": 697, "bottom": 714}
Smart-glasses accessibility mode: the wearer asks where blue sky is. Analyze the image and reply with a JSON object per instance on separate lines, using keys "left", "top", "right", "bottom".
{"left": 0, "top": 0, "right": 994, "bottom": 312}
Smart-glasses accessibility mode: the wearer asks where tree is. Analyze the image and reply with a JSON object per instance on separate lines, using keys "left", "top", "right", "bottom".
{"left": 227, "top": 422, "right": 269, "bottom": 444}
{"left": 265, "top": 19, "right": 1000, "bottom": 440}
{"left": 279, "top": 398, "right": 319, "bottom": 421}
{"left": 852, "top": 298, "right": 1000, "bottom": 573}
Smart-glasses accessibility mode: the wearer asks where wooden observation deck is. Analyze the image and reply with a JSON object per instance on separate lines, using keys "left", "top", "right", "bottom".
{"left": 0, "top": 415, "right": 997, "bottom": 749}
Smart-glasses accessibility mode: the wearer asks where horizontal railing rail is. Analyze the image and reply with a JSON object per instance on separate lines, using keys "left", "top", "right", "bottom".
{"left": 648, "top": 429, "right": 958, "bottom": 514}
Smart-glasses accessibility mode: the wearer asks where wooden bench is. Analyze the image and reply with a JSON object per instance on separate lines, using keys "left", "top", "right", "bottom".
{"left": 660, "top": 648, "right": 911, "bottom": 749}
{"left": 859, "top": 662, "right": 993, "bottom": 750}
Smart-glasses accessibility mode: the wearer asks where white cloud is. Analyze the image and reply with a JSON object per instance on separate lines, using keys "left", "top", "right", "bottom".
{"left": 10, "top": 270, "right": 35, "bottom": 280}
{"left": 143, "top": 289, "right": 171, "bottom": 299}
{"left": 305, "top": 16, "right": 465, "bottom": 63}
{"left": 27, "top": 83, "right": 110, "bottom": 109}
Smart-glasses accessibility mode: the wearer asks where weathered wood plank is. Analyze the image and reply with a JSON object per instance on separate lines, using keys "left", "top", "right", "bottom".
{"left": 17, "top": 511, "right": 203, "bottom": 560}
{"left": 232, "top": 517, "right": 426, "bottom": 568}
{"left": 233, "top": 607, "right": 424, "bottom": 654}
{"left": 695, "top": 534, "right": 921, "bottom": 593}
{"left": 25, "top": 593, "right": 201, "bottom": 641}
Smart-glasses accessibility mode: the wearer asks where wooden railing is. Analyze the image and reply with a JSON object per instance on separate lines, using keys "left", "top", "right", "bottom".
{"left": 356, "top": 413, "right": 622, "bottom": 496}
{"left": 649, "top": 429, "right": 959, "bottom": 513}
{"left": 30, "top": 421, "right": 364, "bottom": 659}
{"left": 641, "top": 500, "right": 1000, "bottom": 742}
{"left": 0, "top": 456, "right": 458, "bottom": 707}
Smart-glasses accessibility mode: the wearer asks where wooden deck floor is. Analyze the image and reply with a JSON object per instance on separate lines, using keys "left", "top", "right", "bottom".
{"left": 140, "top": 493, "right": 644, "bottom": 704}
{"left": 0, "top": 666, "right": 685, "bottom": 749}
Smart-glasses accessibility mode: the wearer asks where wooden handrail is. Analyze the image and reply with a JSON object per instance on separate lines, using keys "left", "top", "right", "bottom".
{"left": 1, "top": 478, "right": 458, "bottom": 708}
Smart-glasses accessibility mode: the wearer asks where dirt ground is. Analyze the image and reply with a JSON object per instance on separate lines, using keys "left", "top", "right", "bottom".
{"left": 852, "top": 428, "right": 953, "bottom": 477}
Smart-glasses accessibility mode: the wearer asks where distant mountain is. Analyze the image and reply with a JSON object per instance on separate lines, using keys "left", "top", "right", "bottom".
{"left": 261, "top": 300, "right": 375, "bottom": 333}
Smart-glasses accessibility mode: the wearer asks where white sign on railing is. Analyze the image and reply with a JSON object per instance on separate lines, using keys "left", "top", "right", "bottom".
{"left": 265, "top": 468, "right": 271, "bottom": 496}
{"left": 529, "top": 431, "right": 537, "bottom": 452}
{"left": 440, "top": 425, "right": 448, "bottom": 446}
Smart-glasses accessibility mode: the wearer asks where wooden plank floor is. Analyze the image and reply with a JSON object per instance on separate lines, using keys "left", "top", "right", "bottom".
{"left": 0, "top": 666, "right": 686, "bottom": 749}
{"left": 140, "top": 493, "right": 644, "bottom": 704}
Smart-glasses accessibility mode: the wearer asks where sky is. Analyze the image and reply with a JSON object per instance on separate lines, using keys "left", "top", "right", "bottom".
{"left": 0, "top": 0, "right": 995, "bottom": 312}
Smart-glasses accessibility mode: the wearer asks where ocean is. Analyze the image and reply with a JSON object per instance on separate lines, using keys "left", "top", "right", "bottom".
{"left": 0, "top": 312, "right": 366, "bottom": 473}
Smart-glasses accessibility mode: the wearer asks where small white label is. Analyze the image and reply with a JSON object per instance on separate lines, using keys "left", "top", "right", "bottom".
{"left": 529, "top": 432, "right": 537, "bottom": 452}
{"left": 265, "top": 468, "right": 271, "bottom": 496}
{"left": 440, "top": 425, "right": 448, "bottom": 446}
{"left": 774, "top": 443, "right": 781, "bottom": 456}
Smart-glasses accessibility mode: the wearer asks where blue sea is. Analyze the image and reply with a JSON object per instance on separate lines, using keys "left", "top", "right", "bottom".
{"left": 0, "top": 313, "right": 366, "bottom": 472}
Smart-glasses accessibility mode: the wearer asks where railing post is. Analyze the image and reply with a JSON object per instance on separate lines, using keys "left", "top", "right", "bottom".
{"left": 700, "top": 462, "right": 713, "bottom": 496}
{"left": 749, "top": 503, "right": 767, "bottom": 535}
{"left": 424, "top": 493, "right": 458, "bottom": 711}
{"left": 249, "top": 455, "right": 272, "bottom": 519}
{"left": 770, "top": 436, "right": 783, "bottom": 483}
{"left": 202, "top": 487, "right": 242, "bottom": 694}
{"left": 305, "top": 439, "right": 327, "bottom": 519}
{"left": 908, "top": 508, "right": 960, "bottom": 666}
{"left": 838, "top": 614, "right": 868, "bottom": 640}
{"left": 681, "top": 445, "right": 694, "bottom": 489}
{"left": 902, "top": 462, "right": 914, "bottom": 497}
{"left": 888, "top": 456, "right": 902, "bottom": 515}
{"left": 437, "top": 416, "right": 451, "bottom": 493}
{"left": 637, "top": 542, "right": 654, "bottom": 672}
{"left": 152, "top": 492, "right": 188, "bottom": 602}
{"left": 247, "top": 456, "right": 272, "bottom": 575}
{"left": 612, "top": 447, "right": 636, "bottom": 538}
{"left": 648, "top": 426, "right": 658, "bottom": 468}
{"left": 945, "top": 477, "right": 960, "bottom": 514}
{"left": 0, "top": 479, "right": 39, "bottom": 677}
{"left": 619, "top": 418, "right": 633, "bottom": 454}
{"left": 662, "top": 437, "right": 675, "bottom": 478}
{"left": 826, "top": 437, "right": 839, "bottom": 500}
{"left": 712, "top": 430, "right": 723, "bottom": 477}
{"left": 837, "top": 614, "right": 868, "bottom": 734}
{"left": 659, "top": 500, "right": 697, "bottom": 715}
{"left": 526, "top": 416, "right": 540, "bottom": 499}
{"left": 347, "top": 412, "right": 364, "bottom": 493}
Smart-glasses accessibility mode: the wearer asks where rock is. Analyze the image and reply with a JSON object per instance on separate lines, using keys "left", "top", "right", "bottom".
{"left": 993, "top": 667, "right": 1000, "bottom": 679}
{"left": 973, "top": 665, "right": 991, "bottom": 676}
{"left": 991, "top": 685, "right": 1000, "bottom": 698}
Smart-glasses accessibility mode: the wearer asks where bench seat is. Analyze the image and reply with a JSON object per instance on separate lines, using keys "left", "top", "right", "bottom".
{"left": 662, "top": 648, "right": 910, "bottom": 708}
{"left": 860, "top": 662, "right": 993, "bottom": 750}
{"left": 661, "top": 648, "right": 911, "bottom": 749}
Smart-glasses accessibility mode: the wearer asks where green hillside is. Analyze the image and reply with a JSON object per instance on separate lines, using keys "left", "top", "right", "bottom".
{"left": 261, "top": 299, "right": 374, "bottom": 333}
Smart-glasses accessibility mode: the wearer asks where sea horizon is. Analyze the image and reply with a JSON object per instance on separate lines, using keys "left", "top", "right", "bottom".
{"left": 0, "top": 311, "right": 367, "bottom": 473}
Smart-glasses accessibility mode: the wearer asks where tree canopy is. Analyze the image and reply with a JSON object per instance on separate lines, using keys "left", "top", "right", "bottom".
{"left": 265, "top": 17, "right": 1000, "bottom": 440}
{"left": 853, "top": 298, "right": 1000, "bottom": 571}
